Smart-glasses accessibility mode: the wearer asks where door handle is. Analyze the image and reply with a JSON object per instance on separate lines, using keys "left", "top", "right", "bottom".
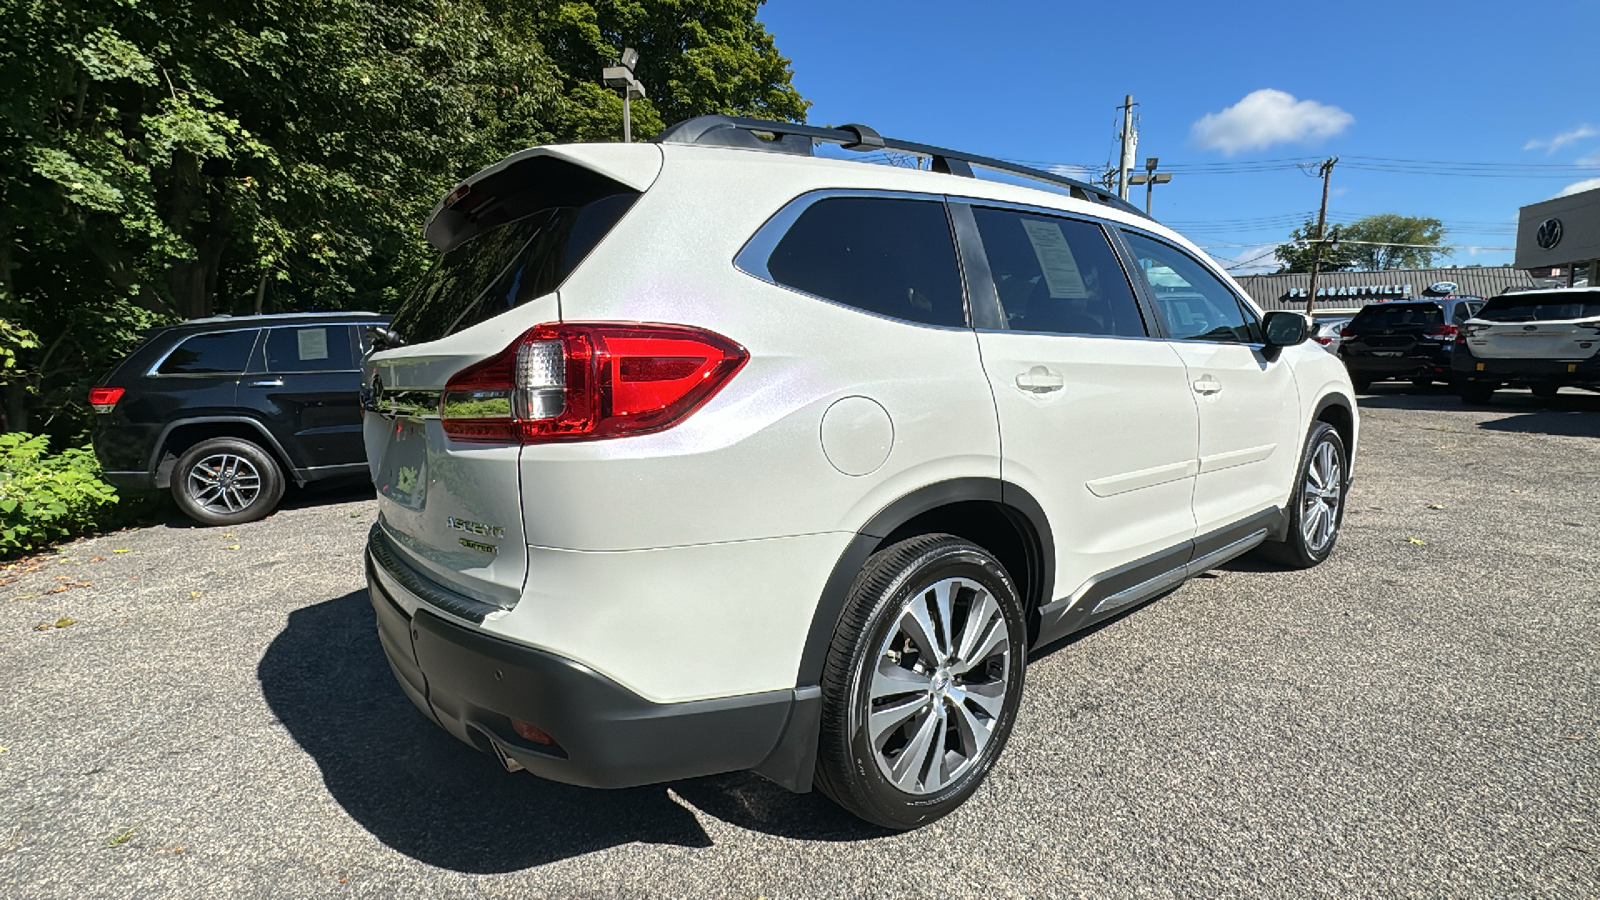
{"left": 249, "top": 379, "right": 283, "bottom": 387}
{"left": 1015, "top": 366, "right": 1065, "bottom": 394}
{"left": 1192, "top": 376, "right": 1222, "bottom": 395}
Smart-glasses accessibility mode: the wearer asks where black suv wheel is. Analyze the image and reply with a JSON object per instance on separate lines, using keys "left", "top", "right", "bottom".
{"left": 814, "top": 534, "right": 1027, "bottom": 830}
{"left": 171, "top": 437, "right": 285, "bottom": 526}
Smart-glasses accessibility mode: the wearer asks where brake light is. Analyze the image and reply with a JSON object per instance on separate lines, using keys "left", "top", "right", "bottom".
{"left": 1424, "top": 324, "right": 1458, "bottom": 341}
{"left": 440, "top": 322, "right": 747, "bottom": 444}
{"left": 1340, "top": 326, "right": 1354, "bottom": 338}
{"left": 88, "top": 387, "right": 125, "bottom": 413}
{"left": 1314, "top": 336, "right": 1333, "bottom": 345}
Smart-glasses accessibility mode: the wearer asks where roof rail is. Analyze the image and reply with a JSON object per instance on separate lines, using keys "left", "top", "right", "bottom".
{"left": 654, "top": 115, "right": 1147, "bottom": 218}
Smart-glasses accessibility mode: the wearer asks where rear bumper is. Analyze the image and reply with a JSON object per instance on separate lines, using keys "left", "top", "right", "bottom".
{"left": 1341, "top": 347, "right": 1453, "bottom": 379}
{"left": 365, "top": 547, "right": 808, "bottom": 790}
{"left": 100, "top": 470, "right": 156, "bottom": 490}
{"left": 1452, "top": 351, "right": 1600, "bottom": 385}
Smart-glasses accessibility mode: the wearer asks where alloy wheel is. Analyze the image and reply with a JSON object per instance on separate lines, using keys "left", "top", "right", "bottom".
{"left": 1300, "top": 440, "right": 1343, "bottom": 553}
{"left": 187, "top": 453, "right": 263, "bottom": 515}
{"left": 863, "top": 576, "right": 1012, "bottom": 795}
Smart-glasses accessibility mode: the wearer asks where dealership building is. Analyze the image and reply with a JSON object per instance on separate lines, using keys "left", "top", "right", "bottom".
{"left": 1515, "top": 183, "right": 1600, "bottom": 289}
{"left": 1235, "top": 266, "right": 1541, "bottom": 312}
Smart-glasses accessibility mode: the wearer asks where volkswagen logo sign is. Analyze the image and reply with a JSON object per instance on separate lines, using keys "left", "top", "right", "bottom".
{"left": 1535, "top": 217, "right": 1563, "bottom": 251}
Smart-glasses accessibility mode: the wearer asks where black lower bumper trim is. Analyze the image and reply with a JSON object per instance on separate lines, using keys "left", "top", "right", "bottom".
{"left": 367, "top": 567, "right": 796, "bottom": 790}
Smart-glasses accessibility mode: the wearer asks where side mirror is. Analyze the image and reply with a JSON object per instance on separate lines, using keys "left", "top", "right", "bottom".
{"left": 1262, "top": 310, "right": 1310, "bottom": 349}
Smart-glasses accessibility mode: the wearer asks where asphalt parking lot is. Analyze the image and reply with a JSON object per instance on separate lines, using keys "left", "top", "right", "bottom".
{"left": 2, "top": 387, "right": 1596, "bottom": 898}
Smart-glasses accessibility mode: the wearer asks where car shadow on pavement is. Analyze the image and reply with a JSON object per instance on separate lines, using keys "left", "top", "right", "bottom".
{"left": 1356, "top": 386, "right": 1600, "bottom": 437}
{"left": 258, "top": 591, "right": 884, "bottom": 874}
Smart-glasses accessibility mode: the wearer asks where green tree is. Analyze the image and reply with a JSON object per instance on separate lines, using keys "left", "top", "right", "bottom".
{"left": 1275, "top": 214, "right": 1448, "bottom": 274}
{"left": 0, "top": 0, "right": 806, "bottom": 440}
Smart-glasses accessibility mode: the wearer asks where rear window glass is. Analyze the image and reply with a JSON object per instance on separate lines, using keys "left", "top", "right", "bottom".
{"left": 1350, "top": 303, "right": 1442, "bottom": 329}
{"left": 390, "top": 193, "right": 637, "bottom": 344}
{"left": 158, "top": 330, "right": 259, "bottom": 375}
{"left": 264, "top": 326, "right": 355, "bottom": 372}
{"left": 1475, "top": 294, "right": 1600, "bottom": 322}
{"left": 764, "top": 197, "right": 966, "bottom": 328}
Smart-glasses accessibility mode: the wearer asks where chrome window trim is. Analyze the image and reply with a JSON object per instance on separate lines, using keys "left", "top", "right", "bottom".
{"left": 147, "top": 321, "right": 383, "bottom": 377}
{"left": 732, "top": 188, "right": 975, "bottom": 333}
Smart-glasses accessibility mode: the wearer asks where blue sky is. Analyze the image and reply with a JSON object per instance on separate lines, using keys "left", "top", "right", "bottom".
{"left": 759, "top": 0, "right": 1600, "bottom": 273}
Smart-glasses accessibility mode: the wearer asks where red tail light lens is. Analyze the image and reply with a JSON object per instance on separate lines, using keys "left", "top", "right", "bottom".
{"left": 88, "top": 387, "right": 125, "bottom": 413}
{"left": 1424, "top": 324, "right": 1458, "bottom": 341}
{"left": 440, "top": 322, "right": 747, "bottom": 444}
{"left": 1313, "top": 336, "right": 1333, "bottom": 345}
{"left": 1339, "top": 326, "right": 1354, "bottom": 338}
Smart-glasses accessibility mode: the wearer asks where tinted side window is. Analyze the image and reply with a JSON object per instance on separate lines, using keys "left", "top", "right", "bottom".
{"left": 265, "top": 326, "right": 356, "bottom": 373}
{"left": 158, "top": 330, "right": 259, "bottom": 375}
{"left": 971, "top": 207, "right": 1146, "bottom": 337}
{"left": 765, "top": 197, "right": 966, "bottom": 328}
{"left": 1121, "top": 231, "right": 1260, "bottom": 342}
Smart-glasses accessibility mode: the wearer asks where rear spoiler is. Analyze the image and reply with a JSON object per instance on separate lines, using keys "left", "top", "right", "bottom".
{"left": 423, "top": 144, "right": 664, "bottom": 252}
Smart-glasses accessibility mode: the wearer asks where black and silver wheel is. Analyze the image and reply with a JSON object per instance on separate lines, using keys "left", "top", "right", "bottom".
{"left": 815, "top": 534, "right": 1026, "bottom": 830}
{"left": 171, "top": 437, "right": 285, "bottom": 526}
{"left": 1257, "top": 422, "right": 1347, "bottom": 569}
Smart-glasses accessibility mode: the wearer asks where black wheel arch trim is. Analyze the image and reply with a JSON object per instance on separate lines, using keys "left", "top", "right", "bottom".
{"left": 150, "top": 417, "right": 303, "bottom": 488}
{"left": 1312, "top": 391, "right": 1357, "bottom": 463}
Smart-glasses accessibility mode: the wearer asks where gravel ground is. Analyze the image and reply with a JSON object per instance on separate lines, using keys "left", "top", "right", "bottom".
{"left": 1, "top": 387, "right": 1596, "bottom": 899}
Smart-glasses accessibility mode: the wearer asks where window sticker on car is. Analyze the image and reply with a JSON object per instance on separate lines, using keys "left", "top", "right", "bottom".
{"left": 1019, "top": 219, "right": 1088, "bottom": 298}
{"left": 297, "top": 328, "right": 329, "bottom": 361}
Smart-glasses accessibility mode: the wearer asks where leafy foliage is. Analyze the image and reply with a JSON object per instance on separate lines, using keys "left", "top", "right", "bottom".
{"left": 0, "top": 0, "right": 805, "bottom": 444}
{"left": 0, "top": 433, "right": 119, "bottom": 556}
{"left": 1275, "top": 214, "right": 1449, "bottom": 273}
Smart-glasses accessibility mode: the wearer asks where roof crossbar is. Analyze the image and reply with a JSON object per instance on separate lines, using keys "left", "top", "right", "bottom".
{"left": 654, "top": 115, "right": 1147, "bottom": 218}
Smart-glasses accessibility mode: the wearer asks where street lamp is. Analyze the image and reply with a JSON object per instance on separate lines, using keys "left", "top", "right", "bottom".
{"left": 1127, "top": 156, "right": 1172, "bottom": 215}
{"left": 602, "top": 47, "right": 646, "bottom": 143}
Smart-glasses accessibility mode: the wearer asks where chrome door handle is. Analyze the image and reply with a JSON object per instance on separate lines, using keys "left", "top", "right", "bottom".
{"left": 1015, "top": 366, "right": 1065, "bottom": 394}
{"left": 1192, "top": 376, "right": 1222, "bottom": 395}
{"left": 249, "top": 379, "right": 283, "bottom": 387}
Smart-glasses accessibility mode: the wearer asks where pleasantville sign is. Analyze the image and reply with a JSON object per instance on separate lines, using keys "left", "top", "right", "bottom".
{"left": 1285, "top": 284, "right": 1414, "bottom": 298}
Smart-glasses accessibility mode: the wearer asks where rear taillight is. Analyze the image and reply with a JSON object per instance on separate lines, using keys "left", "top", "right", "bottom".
{"left": 1340, "top": 326, "right": 1354, "bottom": 338}
{"left": 1314, "top": 336, "right": 1333, "bottom": 345}
{"left": 88, "top": 387, "right": 124, "bottom": 413}
{"left": 440, "top": 322, "right": 747, "bottom": 444}
{"left": 1424, "top": 324, "right": 1458, "bottom": 341}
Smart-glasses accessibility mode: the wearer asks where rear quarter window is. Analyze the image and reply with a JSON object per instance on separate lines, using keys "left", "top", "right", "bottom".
{"left": 756, "top": 196, "right": 967, "bottom": 328}
{"left": 157, "top": 330, "right": 260, "bottom": 375}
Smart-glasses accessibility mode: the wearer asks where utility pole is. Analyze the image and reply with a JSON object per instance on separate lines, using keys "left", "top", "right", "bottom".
{"left": 1304, "top": 156, "right": 1338, "bottom": 317}
{"left": 1128, "top": 157, "right": 1173, "bottom": 215}
{"left": 1116, "top": 94, "right": 1139, "bottom": 201}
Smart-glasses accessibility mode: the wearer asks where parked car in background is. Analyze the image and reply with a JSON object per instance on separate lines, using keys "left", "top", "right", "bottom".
{"left": 1337, "top": 297, "right": 1485, "bottom": 391}
{"left": 360, "top": 115, "right": 1358, "bottom": 831}
{"left": 1311, "top": 316, "right": 1352, "bottom": 354}
{"left": 90, "top": 312, "right": 388, "bottom": 525}
{"left": 1453, "top": 287, "right": 1600, "bottom": 404}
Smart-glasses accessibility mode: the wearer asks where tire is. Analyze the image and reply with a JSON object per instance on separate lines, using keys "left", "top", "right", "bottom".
{"left": 171, "top": 437, "right": 285, "bottom": 526}
{"left": 1255, "top": 422, "right": 1347, "bottom": 569}
{"left": 1531, "top": 384, "right": 1559, "bottom": 401}
{"left": 1458, "top": 382, "right": 1496, "bottom": 405}
{"left": 814, "top": 534, "right": 1027, "bottom": 830}
{"left": 1410, "top": 378, "right": 1433, "bottom": 389}
{"left": 1351, "top": 376, "right": 1373, "bottom": 393}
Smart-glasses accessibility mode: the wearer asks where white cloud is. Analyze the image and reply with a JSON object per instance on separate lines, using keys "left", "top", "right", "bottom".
{"left": 1191, "top": 90, "right": 1353, "bottom": 155}
{"left": 1524, "top": 125, "right": 1597, "bottom": 154}
{"left": 1556, "top": 177, "right": 1600, "bottom": 198}
{"left": 1047, "top": 163, "right": 1097, "bottom": 181}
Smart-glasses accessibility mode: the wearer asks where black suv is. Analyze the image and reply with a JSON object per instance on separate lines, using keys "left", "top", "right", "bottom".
{"left": 1337, "top": 297, "right": 1485, "bottom": 391}
{"left": 90, "top": 312, "right": 387, "bottom": 525}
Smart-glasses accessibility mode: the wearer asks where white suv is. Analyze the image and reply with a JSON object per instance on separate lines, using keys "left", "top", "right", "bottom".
{"left": 361, "top": 116, "right": 1358, "bottom": 829}
{"left": 1454, "top": 287, "right": 1600, "bottom": 403}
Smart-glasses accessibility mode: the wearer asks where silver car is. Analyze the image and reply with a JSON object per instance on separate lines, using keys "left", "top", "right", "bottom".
{"left": 1311, "top": 316, "right": 1352, "bottom": 355}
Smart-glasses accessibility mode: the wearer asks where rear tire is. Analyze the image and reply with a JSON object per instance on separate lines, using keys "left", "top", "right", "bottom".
{"left": 1459, "top": 382, "right": 1497, "bottom": 405}
{"left": 814, "top": 534, "right": 1027, "bottom": 830}
{"left": 1351, "top": 376, "right": 1373, "bottom": 393}
{"left": 1531, "top": 384, "right": 1559, "bottom": 401}
{"left": 171, "top": 437, "right": 285, "bottom": 526}
{"left": 1410, "top": 378, "right": 1432, "bottom": 388}
{"left": 1256, "top": 422, "right": 1347, "bottom": 570}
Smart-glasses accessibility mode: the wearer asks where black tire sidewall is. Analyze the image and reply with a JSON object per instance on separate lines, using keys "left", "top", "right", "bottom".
{"left": 824, "top": 538, "right": 1027, "bottom": 830}
{"left": 171, "top": 438, "right": 285, "bottom": 526}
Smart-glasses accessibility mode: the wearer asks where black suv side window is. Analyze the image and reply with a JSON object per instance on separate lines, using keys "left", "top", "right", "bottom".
{"left": 265, "top": 326, "right": 356, "bottom": 373}
{"left": 763, "top": 197, "right": 966, "bottom": 328}
{"left": 1122, "top": 231, "right": 1262, "bottom": 343}
{"left": 970, "top": 207, "right": 1145, "bottom": 337}
{"left": 158, "top": 330, "right": 260, "bottom": 375}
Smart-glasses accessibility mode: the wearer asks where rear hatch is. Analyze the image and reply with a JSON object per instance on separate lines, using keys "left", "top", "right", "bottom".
{"left": 1342, "top": 302, "right": 1447, "bottom": 356}
{"left": 1464, "top": 292, "right": 1600, "bottom": 360}
{"left": 363, "top": 145, "right": 660, "bottom": 609}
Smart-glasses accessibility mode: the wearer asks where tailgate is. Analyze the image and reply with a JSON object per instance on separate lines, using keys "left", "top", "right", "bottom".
{"left": 1466, "top": 320, "right": 1600, "bottom": 360}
